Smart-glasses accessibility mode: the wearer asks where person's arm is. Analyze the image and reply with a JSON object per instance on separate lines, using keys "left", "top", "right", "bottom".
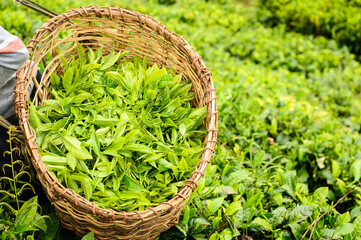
{"left": 0, "top": 26, "right": 29, "bottom": 88}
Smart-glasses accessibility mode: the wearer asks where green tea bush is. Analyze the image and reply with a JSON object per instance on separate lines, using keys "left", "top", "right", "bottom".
{"left": 222, "top": 24, "right": 361, "bottom": 123}
{"left": 226, "top": 24, "right": 354, "bottom": 74}
{"left": 0, "top": 8, "right": 42, "bottom": 42}
{"left": 258, "top": 0, "right": 361, "bottom": 60}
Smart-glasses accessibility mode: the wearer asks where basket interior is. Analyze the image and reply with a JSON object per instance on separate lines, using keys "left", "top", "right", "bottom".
{"left": 29, "top": 15, "right": 206, "bottom": 109}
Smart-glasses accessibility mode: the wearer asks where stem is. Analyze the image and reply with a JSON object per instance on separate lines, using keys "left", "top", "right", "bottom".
{"left": 301, "top": 183, "right": 361, "bottom": 240}
{"left": 308, "top": 208, "right": 321, "bottom": 240}
{"left": 8, "top": 128, "right": 20, "bottom": 210}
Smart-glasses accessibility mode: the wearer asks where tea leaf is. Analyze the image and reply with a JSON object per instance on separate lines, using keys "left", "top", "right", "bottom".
{"left": 336, "top": 223, "right": 354, "bottom": 235}
{"left": 124, "top": 175, "right": 146, "bottom": 192}
{"left": 61, "top": 134, "right": 92, "bottom": 160}
{"left": 100, "top": 51, "right": 124, "bottom": 70}
{"left": 66, "top": 154, "right": 78, "bottom": 171}
{"left": 252, "top": 217, "right": 272, "bottom": 231}
{"left": 81, "top": 232, "right": 95, "bottom": 240}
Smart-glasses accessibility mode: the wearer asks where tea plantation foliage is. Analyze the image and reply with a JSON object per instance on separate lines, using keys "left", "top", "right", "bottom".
{"left": 258, "top": 0, "right": 361, "bottom": 61}
{"left": 1, "top": 0, "right": 361, "bottom": 239}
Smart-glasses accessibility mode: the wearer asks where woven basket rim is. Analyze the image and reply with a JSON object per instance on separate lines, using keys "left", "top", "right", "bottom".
{"left": 14, "top": 5, "right": 218, "bottom": 222}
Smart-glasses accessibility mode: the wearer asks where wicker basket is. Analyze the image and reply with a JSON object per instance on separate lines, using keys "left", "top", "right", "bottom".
{"left": 14, "top": 6, "right": 217, "bottom": 240}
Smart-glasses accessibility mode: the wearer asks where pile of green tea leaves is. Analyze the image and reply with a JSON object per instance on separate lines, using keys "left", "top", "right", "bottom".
{"left": 29, "top": 44, "right": 207, "bottom": 212}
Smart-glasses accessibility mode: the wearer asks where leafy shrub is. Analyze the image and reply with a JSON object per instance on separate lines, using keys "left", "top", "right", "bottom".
{"left": 0, "top": 8, "right": 43, "bottom": 42}
{"left": 258, "top": 0, "right": 361, "bottom": 60}
{"left": 2, "top": 0, "right": 361, "bottom": 239}
{"left": 0, "top": 127, "right": 49, "bottom": 240}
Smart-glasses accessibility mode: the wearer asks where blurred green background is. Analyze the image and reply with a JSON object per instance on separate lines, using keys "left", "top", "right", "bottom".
{"left": 1, "top": 0, "right": 361, "bottom": 239}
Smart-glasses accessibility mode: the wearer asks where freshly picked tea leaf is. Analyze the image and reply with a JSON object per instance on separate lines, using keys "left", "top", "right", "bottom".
{"left": 29, "top": 46, "right": 207, "bottom": 212}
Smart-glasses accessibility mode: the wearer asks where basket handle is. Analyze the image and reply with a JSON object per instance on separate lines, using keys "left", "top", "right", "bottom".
{"left": 13, "top": 0, "right": 58, "bottom": 18}
{"left": 0, "top": 115, "right": 25, "bottom": 144}
{"left": 0, "top": 115, "right": 13, "bottom": 130}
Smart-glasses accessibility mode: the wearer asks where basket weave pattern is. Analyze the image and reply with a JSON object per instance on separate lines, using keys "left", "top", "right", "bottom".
{"left": 14, "top": 6, "right": 217, "bottom": 240}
